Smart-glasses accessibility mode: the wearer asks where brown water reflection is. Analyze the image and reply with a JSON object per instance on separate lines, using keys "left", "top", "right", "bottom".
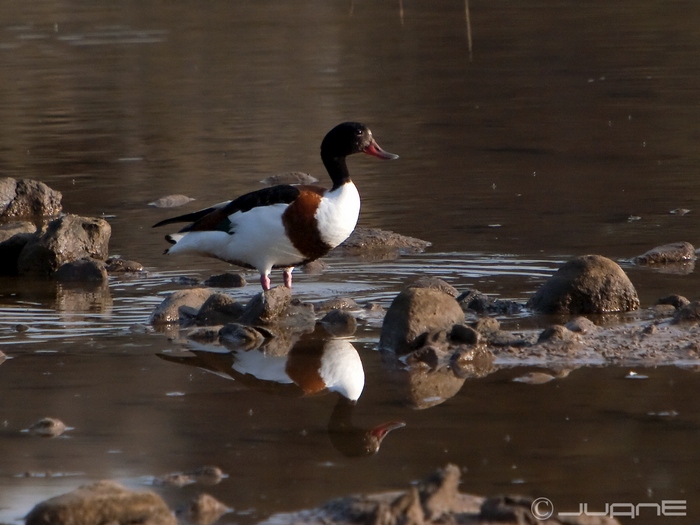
{"left": 1, "top": 0, "right": 700, "bottom": 523}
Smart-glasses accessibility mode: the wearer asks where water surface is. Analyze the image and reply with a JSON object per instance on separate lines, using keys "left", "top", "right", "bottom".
{"left": 1, "top": 1, "right": 700, "bottom": 523}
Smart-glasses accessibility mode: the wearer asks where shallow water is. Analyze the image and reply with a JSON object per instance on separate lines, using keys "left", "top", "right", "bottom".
{"left": 2, "top": 1, "right": 700, "bottom": 523}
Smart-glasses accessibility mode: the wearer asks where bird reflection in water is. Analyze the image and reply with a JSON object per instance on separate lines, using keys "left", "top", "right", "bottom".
{"left": 158, "top": 332, "right": 404, "bottom": 456}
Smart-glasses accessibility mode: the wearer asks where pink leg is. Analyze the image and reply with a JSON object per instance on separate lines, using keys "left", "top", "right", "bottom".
{"left": 260, "top": 274, "right": 271, "bottom": 291}
{"left": 283, "top": 267, "right": 293, "bottom": 289}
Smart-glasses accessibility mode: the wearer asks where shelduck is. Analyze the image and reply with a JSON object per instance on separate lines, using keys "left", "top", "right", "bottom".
{"left": 153, "top": 122, "right": 398, "bottom": 290}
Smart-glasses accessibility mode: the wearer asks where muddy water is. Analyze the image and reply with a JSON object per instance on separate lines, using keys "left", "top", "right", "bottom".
{"left": 1, "top": 1, "right": 700, "bottom": 523}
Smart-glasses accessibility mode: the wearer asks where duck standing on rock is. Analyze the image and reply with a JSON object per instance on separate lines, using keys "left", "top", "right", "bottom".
{"left": 154, "top": 122, "right": 398, "bottom": 290}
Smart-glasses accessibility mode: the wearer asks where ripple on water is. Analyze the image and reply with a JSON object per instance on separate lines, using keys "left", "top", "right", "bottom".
{"left": 0, "top": 254, "right": 561, "bottom": 346}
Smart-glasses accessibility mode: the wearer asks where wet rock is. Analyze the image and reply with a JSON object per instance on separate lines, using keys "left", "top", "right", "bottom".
{"left": 406, "top": 276, "right": 458, "bottom": 297}
{"left": 417, "top": 464, "right": 462, "bottom": 520}
{"left": 537, "top": 324, "right": 577, "bottom": 343}
{"left": 656, "top": 294, "right": 690, "bottom": 309}
{"left": 320, "top": 309, "right": 358, "bottom": 337}
{"left": 18, "top": 214, "right": 111, "bottom": 276}
{"left": 315, "top": 296, "right": 360, "bottom": 312}
{"left": 55, "top": 258, "right": 108, "bottom": 283}
{"left": 335, "top": 227, "right": 431, "bottom": 255}
{"left": 672, "top": 300, "right": 700, "bottom": 325}
{"left": 156, "top": 466, "right": 225, "bottom": 488}
{"left": 457, "top": 289, "right": 523, "bottom": 315}
{"left": 186, "top": 327, "right": 221, "bottom": 344}
{"left": 14, "top": 323, "right": 30, "bottom": 332}
{"left": 25, "top": 480, "right": 176, "bottom": 525}
{"left": 195, "top": 293, "right": 244, "bottom": 326}
{"left": 486, "top": 330, "right": 532, "bottom": 347}
{"left": 148, "top": 194, "right": 195, "bottom": 208}
{"left": 0, "top": 220, "right": 36, "bottom": 242}
{"left": 565, "top": 316, "right": 598, "bottom": 334}
{"left": 219, "top": 323, "right": 266, "bottom": 349}
{"left": 301, "top": 259, "right": 328, "bottom": 274}
{"left": 178, "top": 493, "right": 231, "bottom": 525}
{"left": 27, "top": 417, "right": 67, "bottom": 438}
{"left": 261, "top": 465, "right": 485, "bottom": 525}
{"left": 105, "top": 257, "right": 145, "bottom": 273}
{"left": 527, "top": 255, "right": 639, "bottom": 314}
{"left": 380, "top": 286, "right": 465, "bottom": 354}
{"left": 0, "top": 177, "right": 62, "bottom": 219}
{"left": 0, "top": 232, "right": 35, "bottom": 275}
{"left": 633, "top": 241, "right": 696, "bottom": 265}
{"left": 450, "top": 346, "right": 495, "bottom": 379}
{"left": 203, "top": 272, "right": 246, "bottom": 288}
{"left": 470, "top": 317, "right": 500, "bottom": 336}
{"left": 238, "top": 287, "right": 315, "bottom": 331}
{"left": 0, "top": 350, "right": 6, "bottom": 365}
{"left": 150, "top": 288, "right": 214, "bottom": 325}
{"left": 261, "top": 171, "right": 318, "bottom": 186}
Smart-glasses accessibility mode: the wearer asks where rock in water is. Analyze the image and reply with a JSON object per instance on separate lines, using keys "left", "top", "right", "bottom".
{"left": 0, "top": 177, "right": 62, "bottom": 219}
{"left": 24, "top": 480, "right": 176, "bottom": 525}
{"left": 633, "top": 241, "right": 696, "bottom": 264}
{"left": 380, "top": 285, "right": 465, "bottom": 354}
{"left": 17, "top": 215, "right": 111, "bottom": 276}
{"left": 527, "top": 255, "right": 639, "bottom": 314}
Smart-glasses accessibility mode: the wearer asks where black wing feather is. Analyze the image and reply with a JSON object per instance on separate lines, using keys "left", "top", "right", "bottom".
{"left": 153, "top": 185, "right": 303, "bottom": 232}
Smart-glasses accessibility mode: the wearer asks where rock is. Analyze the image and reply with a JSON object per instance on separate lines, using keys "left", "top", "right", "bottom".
{"left": 457, "top": 289, "right": 522, "bottom": 315}
{"left": 179, "top": 493, "right": 231, "bottom": 525}
{"left": 219, "top": 323, "right": 266, "bottom": 349}
{"left": 656, "top": 294, "right": 690, "bottom": 309}
{"left": 150, "top": 288, "right": 214, "bottom": 325}
{"left": 417, "top": 464, "right": 462, "bottom": 520}
{"left": 55, "top": 258, "right": 108, "bottom": 282}
{"left": 18, "top": 215, "right": 111, "bottom": 276}
{"left": 156, "top": 466, "right": 225, "bottom": 488}
{"left": 195, "top": 293, "right": 244, "bottom": 325}
{"left": 0, "top": 350, "right": 6, "bottom": 364}
{"left": 314, "top": 296, "right": 360, "bottom": 312}
{"left": 537, "top": 324, "right": 576, "bottom": 343}
{"left": 672, "top": 300, "right": 700, "bottom": 325}
{"left": 450, "top": 346, "right": 495, "bottom": 379}
{"left": 24, "top": 480, "right": 176, "bottom": 525}
{"left": 633, "top": 241, "right": 696, "bottom": 264}
{"left": 261, "top": 172, "right": 318, "bottom": 186}
{"left": 0, "top": 220, "right": 36, "bottom": 242}
{"left": 105, "top": 257, "right": 145, "bottom": 273}
{"left": 527, "top": 255, "right": 640, "bottom": 314}
{"left": 0, "top": 177, "right": 62, "bottom": 219}
{"left": 203, "top": 272, "right": 246, "bottom": 288}
{"left": 0, "top": 232, "right": 35, "bottom": 275}
{"left": 186, "top": 327, "right": 221, "bottom": 344}
{"left": 27, "top": 417, "right": 67, "bottom": 437}
{"left": 406, "top": 276, "right": 458, "bottom": 297}
{"left": 237, "top": 288, "right": 315, "bottom": 331}
{"left": 301, "top": 259, "right": 328, "bottom": 274}
{"left": 470, "top": 317, "right": 500, "bottom": 336}
{"left": 148, "top": 194, "right": 195, "bottom": 208}
{"left": 238, "top": 286, "right": 293, "bottom": 325}
{"left": 335, "top": 227, "right": 431, "bottom": 255}
{"left": 380, "top": 286, "right": 465, "bottom": 354}
{"left": 565, "top": 316, "right": 598, "bottom": 334}
{"left": 320, "top": 309, "right": 358, "bottom": 337}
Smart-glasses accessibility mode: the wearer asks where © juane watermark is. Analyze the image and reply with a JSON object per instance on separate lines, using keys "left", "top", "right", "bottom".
{"left": 531, "top": 497, "right": 687, "bottom": 520}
